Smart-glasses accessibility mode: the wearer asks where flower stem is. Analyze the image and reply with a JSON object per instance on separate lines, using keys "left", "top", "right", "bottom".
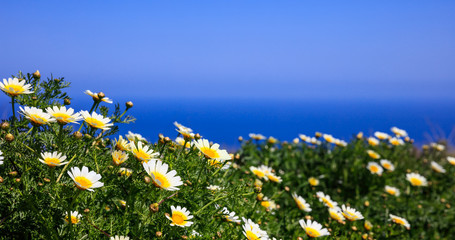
{"left": 194, "top": 195, "right": 229, "bottom": 215}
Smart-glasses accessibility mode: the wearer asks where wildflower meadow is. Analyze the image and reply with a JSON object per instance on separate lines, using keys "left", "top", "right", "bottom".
{"left": 0, "top": 71, "right": 454, "bottom": 239}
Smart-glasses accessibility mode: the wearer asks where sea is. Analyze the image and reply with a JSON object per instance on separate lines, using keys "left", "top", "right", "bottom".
{"left": 2, "top": 97, "right": 455, "bottom": 150}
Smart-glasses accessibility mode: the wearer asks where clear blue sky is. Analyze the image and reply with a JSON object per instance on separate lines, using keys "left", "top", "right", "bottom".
{"left": 1, "top": 1, "right": 455, "bottom": 101}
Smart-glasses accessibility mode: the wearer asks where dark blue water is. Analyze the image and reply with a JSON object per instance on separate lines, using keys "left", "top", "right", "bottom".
{"left": 2, "top": 97, "right": 454, "bottom": 150}
{"left": 114, "top": 98, "right": 455, "bottom": 150}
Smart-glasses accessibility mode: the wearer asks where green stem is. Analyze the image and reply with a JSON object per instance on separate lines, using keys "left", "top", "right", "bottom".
{"left": 194, "top": 195, "right": 229, "bottom": 215}
{"left": 58, "top": 124, "right": 64, "bottom": 147}
{"left": 57, "top": 155, "right": 77, "bottom": 182}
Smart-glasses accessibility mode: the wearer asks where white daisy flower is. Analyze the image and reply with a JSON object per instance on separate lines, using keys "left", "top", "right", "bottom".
{"left": 110, "top": 236, "right": 129, "bottom": 240}
{"left": 166, "top": 206, "right": 193, "bottom": 227}
{"left": 249, "top": 133, "right": 266, "bottom": 141}
{"left": 328, "top": 207, "right": 345, "bottom": 221}
{"left": 323, "top": 134, "right": 335, "bottom": 143}
{"left": 389, "top": 137, "right": 404, "bottom": 146}
{"left": 391, "top": 127, "right": 408, "bottom": 137}
{"left": 374, "top": 131, "right": 389, "bottom": 140}
{"left": 175, "top": 137, "right": 192, "bottom": 148}
{"left": 367, "top": 162, "right": 383, "bottom": 176}
{"left": 111, "top": 150, "right": 128, "bottom": 166}
{"left": 366, "top": 150, "right": 380, "bottom": 159}
{"left": 390, "top": 214, "right": 410, "bottom": 230}
{"left": 207, "top": 185, "right": 223, "bottom": 191}
{"left": 299, "top": 219, "right": 330, "bottom": 238}
{"left": 266, "top": 172, "right": 282, "bottom": 183}
{"left": 261, "top": 197, "right": 277, "bottom": 211}
{"left": 39, "top": 151, "right": 68, "bottom": 167}
{"left": 406, "top": 173, "right": 428, "bottom": 187}
{"left": 242, "top": 218, "right": 269, "bottom": 240}
{"left": 114, "top": 136, "right": 130, "bottom": 151}
{"left": 193, "top": 139, "right": 230, "bottom": 161}
{"left": 0, "top": 77, "right": 33, "bottom": 96}
{"left": 385, "top": 185, "right": 400, "bottom": 196}
{"left": 431, "top": 161, "right": 446, "bottom": 173}
{"left": 46, "top": 106, "right": 82, "bottom": 125}
{"left": 447, "top": 156, "right": 455, "bottom": 165}
{"left": 129, "top": 141, "right": 159, "bottom": 163}
{"left": 341, "top": 205, "right": 364, "bottom": 221}
{"left": 292, "top": 193, "right": 312, "bottom": 212}
{"left": 316, "top": 192, "right": 338, "bottom": 209}
{"left": 19, "top": 106, "right": 55, "bottom": 126}
{"left": 299, "top": 134, "right": 309, "bottom": 142}
{"left": 126, "top": 131, "right": 146, "bottom": 142}
{"left": 80, "top": 111, "right": 113, "bottom": 130}
{"left": 368, "top": 137, "right": 379, "bottom": 146}
{"left": 85, "top": 90, "right": 113, "bottom": 103}
{"left": 221, "top": 207, "right": 241, "bottom": 223}
{"left": 64, "top": 211, "right": 82, "bottom": 224}
{"left": 380, "top": 159, "right": 395, "bottom": 171}
{"left": 142, "top": 159, "right": 182, "bottom": 191}
{"left": 67, "top": 166, "right": 104, "bottom": 191}
{"left": 0, "top": 150, "right": 4, "bottom": 165}
{"left": 174, "top": 121, "right": 193, "bottom": 133}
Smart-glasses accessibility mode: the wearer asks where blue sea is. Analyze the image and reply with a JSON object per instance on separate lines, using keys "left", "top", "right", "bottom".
{"left": 109, "top": 98, "right": 455, "bottom": 150}
{"left": 2, "top": 97, "right": 454, "bottom": 150}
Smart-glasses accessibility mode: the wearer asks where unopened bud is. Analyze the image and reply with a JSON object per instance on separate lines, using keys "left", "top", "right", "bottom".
{"left": 256, "top": 193, "right": 264, "bottom": 201}
{"left": 194, "top": 133, "right": 201, "bottom": 140}
{"left": 43, "top": 178, "right": 51, "bottom": 183}
{"left": 64, "top": 98, "right": 71, "bottom": 105}
{"left": 54, "top": 78, "right": 61, "bottom": 83}
{"left": 156, "top": 232, "right": 162, "bottom": 237}
{"left": 1, "top": 122, "right": 9, "bottom": 130}
{"left": 9, "top": 171, "right": 18, "bottom": 177}
{"left": 181, "top": 236, "right": 188, "bottom": 240}
{"left": 73, "top": 131, "right": 83, "bottom": 139}
{"left": 126, "top": 101, "right": 133, "bottom": 109}
{"left": 144, "top": 176, "right": 151, "bottom": 184}
{"left": 254, "top": 187, "right": 262, "bottom": 193}
{"left": 238, "top": 136, "right": 243, "bottom": 142}
{"left": 33, "top": 70, "right": 41, "bottom": 78}
{"left": 5, "top": 133, "right": 14, "bottom": 142}
{"left": 98, "top": 92, "right": 105, "bottom": 99}
{"left": 84, "top": 134, "right": 92, "bottom": 140}
{"left": 0, "top": 176, "right": 3, "bottom": 183}
{"left": 15, "top": 178, "right": 21, "bottom": 183}
{"left": 284, "top": 186, "right": 290, "bottom": 192}
{"left": 31, "top": 96, "right": 37, "bottom": 100}
{"left": 150, "top": 203, "right": 159, "bottom": 212}
{"left": 315, "top": 132, "right": 322, "bottom": 138}
{"left": 84, "top": 208, "right": 90, "bottom": 213}
{"left": 364, "top": 201, "right": 370, "bottom": 207}
{"left": 164, "top": 137, "right": 171, "bottom": 143}
{"left": 158, "top": 133, "right": 164, "bottom": 139}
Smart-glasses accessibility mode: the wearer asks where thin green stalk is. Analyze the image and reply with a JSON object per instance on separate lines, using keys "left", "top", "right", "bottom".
{"left": 194, "top": 195, "right": 229, "bottom": 215}
{"left": 57, "top": 155, "right": 77, "bottom": 182}
{"left": 58, "top": 124, "right": 64, "bottom": 147}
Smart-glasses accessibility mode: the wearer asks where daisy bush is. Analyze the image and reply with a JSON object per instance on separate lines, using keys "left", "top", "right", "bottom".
{"left": 0, "top": 71, "right": 455, "bottom": 239}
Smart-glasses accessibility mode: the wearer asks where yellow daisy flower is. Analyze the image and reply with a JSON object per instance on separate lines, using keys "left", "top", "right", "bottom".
{"left": 308, "top": 177, "right": 319, "bottom": 186}
{"left": 260, "top": 197, "right": 277, "bottom": 211}
{"left": 242, "top": 218, "right": 269, "bottom": 240}
{"left": 67, "top": 166, "right": 104, "bottom": 191}
{"left": 114, "top": 136, "right": 130, "bottom": 151}
{"left": 368, "top": 137, "right": 379, "bottom": 146}
{"left": 39, "top": 151, "right": 68, "bottom": 167}
{"left": 328, "top": 207, "right": 345, "bottom": 222}
{"left": 193, "top": 139, "right": 230, "bottom": 161}
{"left": 390, "top": 214, "right": 410, "bottom": 230}
{"left": 385, "top": 185, "right": 400, "bottom": 196}
{"left": 366, "top": 162, "right": 383, "bottom": 176}
{"left": 19, "top": 106, "right": 55, "bottom": 126}
{"left": 142, "top": 159, "right": 183, "bottom": 191}
{"left": 129, "top": 141, "right": 159, "bottom": 163}
{"left": 175, "top": 137, "right": 192, "bottom": 148}
{"left": 391, "top": 127, "right": 408, "bottom": 137}
{"left": 0, "top": 77, "right": 33, "bottom": 96}
{"left": 249, "top": 133, "right": 266, "bottom": 141}
{"left": 389, "top": 137, "right": 404, "bottom": 146}
{"left": 447, "top": 156, "right": 455, "bottom": 165}
{"left": 266, "top": 172, "right": 282, "bottom": 183}
{"left": 166, "top": 206, "right": 193, "bottom": 227}
{"left": 316, "top": 192, "right": 338, "bottom": 209}
{"left": 80, "top": 111, "right": 113, "bottom": 130}
{"left": 406, "top": 173, "right": 428, "bottom": 187}
{"left": 46, "top": 106, "right": 82, "bottom": 125}
{"left": 64, "top": 211, "right": 82, "bottom": 224}
{"left": 380, "top": 159, "right": 395, "bottom": 171}
{"left": 374, "top": 131, "right": 389, "bottom": 140}
{"left": 323, "top": 134, "right": 335, "bottom": 143}
{"left": 299, "top": 219, "right": 330, "bottom": 238}
{"left": 364, "top": 220, "right": 373, "bottom": 231}
{"left": 341, "top": 204, "right": 364, "bottom": 221}
{"left": 221, "top": 207, "right": 241, "bottom": 223}
{"left": 112, "top": 150, "right": 128, "bottom": 166}
{"left": 292, "top": 193, "right": 312, "bottom": 212}
{"left": 366, "top": 150, "right": 380, "bottom": 159}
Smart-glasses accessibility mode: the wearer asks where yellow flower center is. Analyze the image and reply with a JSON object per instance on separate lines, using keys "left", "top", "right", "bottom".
{"left": 52, "top": 113, "right": 71, "bottom": 123}
{"left": 296, "top": 200, "right": 306, "bottom": 210}
{"left": 268, "top": 175, "right": 279, "bottom": 182}
{"left": 368, "top": 152, "right": 379, "bottom": 159}
{"left": 200, "top": 147, "right": 220, "bottom": 159}
{"left": 305, "top": 227, "right": 321, "bottom": 237}
{"left": 386, "top": 189, "right": 396, "bottom": 195}
{"left": 152, "top": 172, "right": 171, "bottom": 188}
{"left": 5, "top": 84, "right": 25, "bottom": 95}
{"left": 252, "top": 169, "right": 265, "bottom": 178}
{"left": 309, "top": 178, "right": 318, "bottom": 186}
{"left": 261, "top": 201, "right": 271, "bottom": 208}
{"left": 171, "top": 211, "right": 187, "bottom": 225}
{"left": 393, "top": 218, "right": 406, "bottom": 225}
{"left": 74, "top": 176, "right": 93, "bottom": 190}
{"left": 209, "top": 159, "right": 222, "bottom": 167}
{"left": 29, "top": 114, "right": 48, "bottom": 125}
{"left": 410, "top": 177, "right": 422, "bottom": 186}
{"left": 134, "top": 150, "right": 150, "bottom": 162}
{"left": 383, "top": 163, "right": 391, "bottom": 169}
{"left": 86, "top": 117, "right": 104, "bottom": 128}
{"left": 44, "top": 157, "right": 61, "bottom": 166}
{"left": 370, "top": 165, "right": 379, "bottom": 173}
{"left": 246, "top": 230, "right": 259, "bottom": 240}
{"left": 65, "top": 215, "right": 79, "bottom": 224}
{"left": 330, "top": 210, "right": 341, "bottom": 220}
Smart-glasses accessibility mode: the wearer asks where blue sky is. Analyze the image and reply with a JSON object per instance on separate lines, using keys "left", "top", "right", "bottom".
{"left": 1, "top": 1, "right": 455, "bottom": 101}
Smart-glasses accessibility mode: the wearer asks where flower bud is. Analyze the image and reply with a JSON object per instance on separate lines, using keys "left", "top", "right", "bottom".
{"left": 84, "top": 208, "right": 90, "bottom": 213}
{"left": 1, "top": 122, "right": 9, "bottom": 130}
{"left": 31, "top": 96, "right": 37, "bottom": 100}
{"left": 98, "top": 92, "right": 105, "bottom": 99}
{"left": 0, "top": 176, "right": 3, "bottom": 183}
{"left": 156, "top": 232, "right": 162, "bottom": 238}
{"left": 144, "top": 176, "right": 151, "bottom": 184}
{"left": 73, "top": 131, "right": 83, "bottom": 139}
{"left": 181, "top": 235, "right": 188, "bottom": 240}
{"left": 9, "top": 171, "right": 18, "bottom": 177}
{"left": 194, "top": 133, "right": 201, "bottom": 140}
{"left": 43, "top": 178, "right": 51, "bottom": 183}
{"left": 238, "top": 136, "right": 243, "bottom": 142}
{"left": 84, "top": 134, "right": 92, "bottom": 140}
{"left": 256, "top": 193, "right": 264, "bottom": 201}
{"left": 126, "top": 101, "right": 133, "bottom": 109}
{"left": 254, "top": 187, "right": 262, "bottom": 193}
{"left": 15, "top": 178, "right": 21, "bottom": 183}
{"left": 5, "top": 133, "right": 14, "bottom": 142}
{"left": 164, "top": 137, "right": 171, "bottom": 143}
{"left": 64, "top": 98, "right": 71, "bottom": 105}
{"left": 150, "top": 203, "right": 159, "bottom": 212}
{"left": 33, "top": 70, "right": 41, "bottom": 78}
